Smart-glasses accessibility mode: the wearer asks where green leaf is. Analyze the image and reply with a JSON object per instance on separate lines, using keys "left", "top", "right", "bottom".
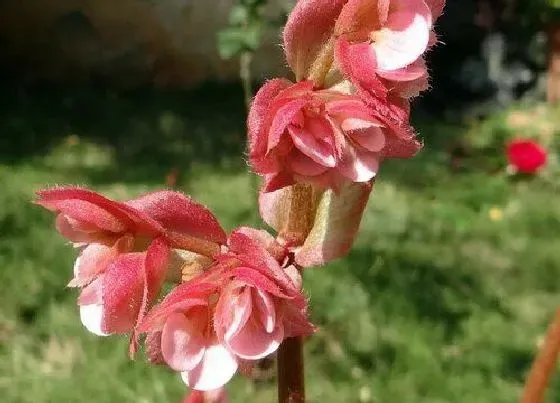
{"left": 228, "top": 5, "right": 249, "bottom": 26}
{"left": 217, "top": 24, "right": 263, "bottom": 60}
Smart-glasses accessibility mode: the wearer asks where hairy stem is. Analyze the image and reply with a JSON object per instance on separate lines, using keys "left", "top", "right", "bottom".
{"left": 278, "top": 336, "right": 305, "bottom": 403}
{"left": 522, "top": 308, "right": 560, "bottom": 403}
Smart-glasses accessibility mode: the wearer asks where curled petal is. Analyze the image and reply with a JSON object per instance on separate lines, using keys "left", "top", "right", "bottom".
{"left": 248, "top": 79, "right": 293, "bottom": 158}
{"left": 69, "top": 235, "right": 133, "bottom": 287}
{"left": 36, "top": 187, "right": 164, "bottom": 236}
{"left": 350, "top": 127, "right": 386, "bottom": 152}
{"left": 181, "top": 344, "right": 238, "bottom": 391}
{"left": 288, "top": 151, "right": 330, "bottom": 177}
{"left": 139, "top": 282, "right": 216, "bottom": 333}
{"left": 339, "top": 143, "right": 380, "bottom": 182}
{"left": 372, "top": 1, "right": 432, "bottom": 71}
{"left": 80, "top": 303, "right": 109, "bottom": 337}
{"left": 126, "top": 191, "right": 227, "bottom": 246}
{"left": 161, "top": 312, "right": 206, "bottom": 372}
{"left": 288, "top": 126, "right": 336, "bottom": 168}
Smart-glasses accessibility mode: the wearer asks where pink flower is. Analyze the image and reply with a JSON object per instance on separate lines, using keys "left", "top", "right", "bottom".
{"left": 284, "top": 0, "right": 445, "bottom": 98}
{"left": 248, "top": 79, "right": 420, "bottom": 192}
{"left": 140, "top": 227, "right": 314, "bottom": 391}
{"left": 214, "top": 228, "right": 315, "bottom": 359}
{"left": 506, "top": 139, "right": 548, "bottom": 174}
{"left": 36, "top": 188, "right": 227, "bottom": 337}
{"left": 140, "top": 280, "right": 239, "bottom": 391}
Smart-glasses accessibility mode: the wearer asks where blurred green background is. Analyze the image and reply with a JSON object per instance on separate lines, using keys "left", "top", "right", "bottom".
{"left": 1, "top": 1, "right": 560, "bottom": 402}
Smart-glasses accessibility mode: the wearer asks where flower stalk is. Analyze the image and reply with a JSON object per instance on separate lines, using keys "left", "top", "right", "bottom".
{"left": 277, "top": 336, "right": 306, "bottom": 403}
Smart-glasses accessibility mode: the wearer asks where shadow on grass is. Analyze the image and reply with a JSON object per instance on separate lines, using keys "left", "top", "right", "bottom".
{"left": 0, "top": 81, "right": 248, "bottom": 184}
{"left": 348, "top": 246, "right": 508, "bottom": 341}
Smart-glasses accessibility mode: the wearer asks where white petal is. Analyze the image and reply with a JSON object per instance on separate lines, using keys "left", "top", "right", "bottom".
{"left": 181, "top": 344, "right": 238, "bottom": 391}
{"left": 80, "top": 304, "right": 110, "bottom": 336}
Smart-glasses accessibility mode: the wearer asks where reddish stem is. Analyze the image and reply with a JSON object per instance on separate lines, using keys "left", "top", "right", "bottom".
{"left": 277, "top": 336, "right": 305, "bottom": 403}
{"left": 522, "top": 309, "right": 560, "bottom": 403}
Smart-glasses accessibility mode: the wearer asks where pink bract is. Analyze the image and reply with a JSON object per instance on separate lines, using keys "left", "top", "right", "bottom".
{"left": 248, "top": 79, "right": 420, "bottom": 192}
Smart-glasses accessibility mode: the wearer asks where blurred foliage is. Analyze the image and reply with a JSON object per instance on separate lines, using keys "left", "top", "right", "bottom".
{"left": 459, "top": 103, "right": 560, "bottom": 174}
{"left": 217, "top": 0, "right": 276, "bottom": 60}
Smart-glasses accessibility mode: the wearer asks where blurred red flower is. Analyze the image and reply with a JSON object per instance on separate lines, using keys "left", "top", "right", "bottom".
{"left": 506, "top": 139, "right": 548, "bottom": 174}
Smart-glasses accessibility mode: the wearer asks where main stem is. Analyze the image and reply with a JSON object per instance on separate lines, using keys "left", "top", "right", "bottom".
{"left": 277, "top": 336, "right": 305, "bottom": 403}
{"left": 522, "top": 308, "right": 560, "bottom": 403}
{"left": 276, "top": 184, "right": 316, "bottom": 403}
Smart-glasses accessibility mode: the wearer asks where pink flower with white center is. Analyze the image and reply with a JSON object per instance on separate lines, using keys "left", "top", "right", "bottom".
{"left": 140, "top": 280, "right": 239, "bottom": 391}
{"left": 140, "top": 227, "right": 314, "bottom": 391}
{"left": 284, "top": 0, "right": 445, "bottom": 98}
{"left": 248, "top": 79, "right": 420, "bottom": 192}
{"left": 214, "top": 228, "right": 315, "bottom": 359}
{"left": 36, "top": 188, "right": 227, "bottom": 338}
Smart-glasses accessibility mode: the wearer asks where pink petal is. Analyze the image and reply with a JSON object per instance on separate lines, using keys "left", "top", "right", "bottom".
{"left": 161, "top": 312, "right": 206, "bottom": 372}
{"left": 130, "top": 238, "right": 171, "bottom": 355}
{"left": 335, "top": 0, "right": 385, "bottom": 39}
{"left": 288, "top": 124, "right": 336, "bottom": 168}
{"left": 80, "top": 304, "right": 110, "bottom": 337}
{"left": 69, "top": 235, "right": 133, "bottom": 287}
{"left": 253, "top": 289, "right": 276, "bottom": 333}
{"left": 139, "top": 282, "right": 216, "bottom": 333}
{"left": 126, "top": 191, "right": 226, "bottom": 246}
{"left": 145, "top": 331, "right": 166, "bottom": 365}
{"left": 225, "top": 289, "right": 283, "bottom": 360}
{"left": 36, "top": 187, "right": 164, "bottom": 236}
{"left": 338, "top": 143, "right": 380, "bottom": 182}
{"left": 283, "top": 0, "right": 349, "bottom": 80}
{"left": 288, "top": 151, "right": 330, "bottom": 176}
{"left": 223, "top": 287, "right": 253, "bottom": 342}
{"left": 335, "top": 40, "right": 388, "bottom": 97}
{"left": 377, "top": 58, "right": 428, "bottom": 82}
{"left": 350, "top": 126, "right": 386, "bottom": 152}
{"left": 181, "top": 344, "right": 238, "bottom": 391}
{"left": 101, "top": 253, "right": 146, "bottom": 334}
{"left": 262, "top": 172, "right": 295, "bottom": 193}
{"left": 373, "top": 1, "right": 431, "bottom": 71}
{"left": 227, "top": 322, "right": 283, "bottom": 360}
{"left": 227, "top": 229, "right": 295, "bottom": 294}
{"left": 295, "top": 181, "right": 373, "bottom": 267}
{"left": 248, "top": 79, "right": 293, "bottom": 158}
{"left": 268, "top": 99, "right": 309, "bottom": 152}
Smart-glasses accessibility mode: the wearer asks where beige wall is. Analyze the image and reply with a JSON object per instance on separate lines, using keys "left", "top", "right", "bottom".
{"left": 0, "top": 0, "right": 293, "bottom": 86}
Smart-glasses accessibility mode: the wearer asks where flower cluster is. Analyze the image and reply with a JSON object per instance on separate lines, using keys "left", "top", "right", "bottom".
{"left": 36, "top": 0, "right": 445, "bottom": 400}
{"left": 250, "top": 0, "right": 444, "bottom": 266}
{"left": 36, "top": 188, "right": 314, "bottom": 392}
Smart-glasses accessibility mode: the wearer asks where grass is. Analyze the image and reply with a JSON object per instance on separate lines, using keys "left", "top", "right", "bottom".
{"left": 1, "top": 84, "right": 560, "bottom": 402}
